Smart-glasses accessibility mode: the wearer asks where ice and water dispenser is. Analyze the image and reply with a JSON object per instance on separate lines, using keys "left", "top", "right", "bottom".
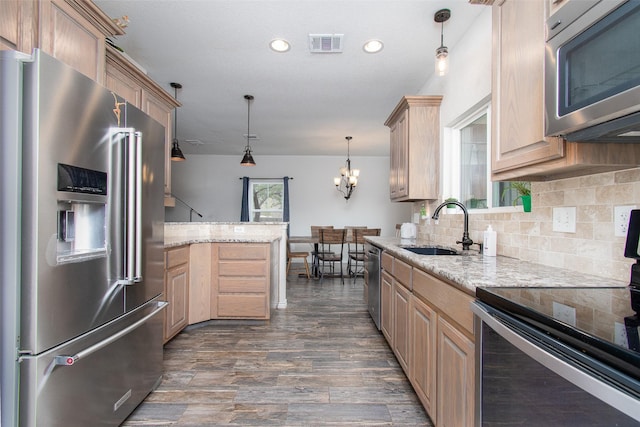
{"left": 56, "top": 164, "right": 107, "bottom": 263}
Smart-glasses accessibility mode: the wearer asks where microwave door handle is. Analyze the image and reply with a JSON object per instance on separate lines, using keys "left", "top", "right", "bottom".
{"left": 134, "top": 131, "right": 143, "bottom": 282}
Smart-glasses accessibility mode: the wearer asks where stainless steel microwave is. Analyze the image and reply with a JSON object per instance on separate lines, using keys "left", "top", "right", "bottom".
{"left": 545, "top": 0, "right": 640, "bottom": 142}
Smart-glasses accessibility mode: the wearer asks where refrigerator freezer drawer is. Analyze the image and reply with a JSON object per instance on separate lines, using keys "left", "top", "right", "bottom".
{"left": 19, "top": 300, "right": 166, "bottom": 427}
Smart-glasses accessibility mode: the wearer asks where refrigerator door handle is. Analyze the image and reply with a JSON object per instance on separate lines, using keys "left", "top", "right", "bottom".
{"left": 124, "top": 129, "right": 143, "bottom": 283}
{"left": 134, "top": 131, "right": 143, "bottom": 282}
{"left": 53, "top": 301, "right": 167, "bottom": 366}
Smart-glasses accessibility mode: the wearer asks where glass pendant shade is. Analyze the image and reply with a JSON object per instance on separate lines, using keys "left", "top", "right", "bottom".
{"left": 435, "top": 46, "right": 449, "bottom": 76}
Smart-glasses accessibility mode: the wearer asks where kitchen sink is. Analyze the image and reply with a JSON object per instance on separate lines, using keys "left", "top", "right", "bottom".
{"left": 403, "top": 246, "right": 459, "bottom": 256}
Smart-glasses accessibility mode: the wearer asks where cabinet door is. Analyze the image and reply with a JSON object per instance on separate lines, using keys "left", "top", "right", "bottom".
{"left": 411, "top": 296, "right": 437, "bottom": 420}
{"left": 39, "top": 0, "right": 106, "bottom": 83}
{"left": 393, "top": 282, "right": 411, "bottom": 373}
{"left": 105, "top": 64, "right": 143, "bottom": 108}
{"left": 380, "top": 270, "right": 394, "bottom": 344}
{"left": 491, "top": 0, "right": 564, "bottom": 175}
{"left": 437, "top": 316, "right": 475, "bottom": 427}
{"left": 0, "top": 1, "right": 35, "bottom": 52}
{"left": 389, "top": 109, "right": 408, "bottom": 199}
{"left": 165, "top": 264, "right": 189, "bottom": 342}
{"left": 142, "top": 91, "right": 173, "bottom": 197}
{"left": 188, "top": 243, "right": 212, "bottom": 324}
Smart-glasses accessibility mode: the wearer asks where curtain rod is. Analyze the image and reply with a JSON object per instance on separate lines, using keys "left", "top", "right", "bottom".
{"left": 238, "top": 177, "right": 293, "bottom": 180}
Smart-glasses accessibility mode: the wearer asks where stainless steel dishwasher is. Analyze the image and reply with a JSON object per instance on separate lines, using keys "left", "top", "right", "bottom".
{"left": 365, "top": 243, "right": 381, "bottom": 330}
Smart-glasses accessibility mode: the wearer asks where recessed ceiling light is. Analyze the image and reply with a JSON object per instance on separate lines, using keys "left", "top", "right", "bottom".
{"left": 269, "top": 39, "right": 290, "bottom": 53}
{"left": 363, "top": 39, "right": 383, "bottom": 54}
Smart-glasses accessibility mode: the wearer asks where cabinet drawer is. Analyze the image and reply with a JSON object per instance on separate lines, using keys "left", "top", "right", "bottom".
{"left": 413, "top": 269, "right": 474, "bottom": 336}
{"left": 219, "top": 244, "right": 268, "bottom": 260}
{"left": 394, "top": 258, "right": 412, "bottom": 290}
{"left": 381, "top": 252, "right": 394, "bottom": 272}
{"left": 217, "top": 294, "right": 268, "bottom": 318}
{"left": 218, "top": 260, "right": 267, "bottom": 277}
{"left": 219, "top": 277, "right": 267, "bottom": 293}
{"left": 166, "top": 246, "right": 189, "bottom": 269}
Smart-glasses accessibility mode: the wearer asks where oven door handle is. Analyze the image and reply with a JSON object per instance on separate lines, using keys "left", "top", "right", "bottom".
{"left": 471, "top": 301, "right": 640, "bottom": 422}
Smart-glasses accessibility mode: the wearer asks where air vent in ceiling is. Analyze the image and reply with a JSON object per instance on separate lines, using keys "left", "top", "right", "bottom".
{"left": 308, "top": 34, "right": 344, "bottom": 53}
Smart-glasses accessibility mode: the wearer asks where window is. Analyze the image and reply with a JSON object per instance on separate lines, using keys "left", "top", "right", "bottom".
{"left": 444, "top": 99, "right": 516, "bottom": 210}
{"left": 249, "top": 180, "right": 284, "bottom": 222}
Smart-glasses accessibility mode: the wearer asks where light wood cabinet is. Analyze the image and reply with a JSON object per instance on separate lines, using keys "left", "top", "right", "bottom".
{"left": 164, "top": 245, "right": 190, "bottom": 343}
{"left": 491, "top": 0, "right": 640, "bottom": 181}
{"left": 188, "top": 243, "right": 212, "bottom": 324}
{"left": 411, "top": 296, "right": 438, "bottom": 419}
{"left": 105, "top": 45, "right": 179, "bottom": 205}
{"left": 393, "top": 281, "right": 411, "bottom": 373}
{"left": 380, "top": 251, "right": 475, "bottom": 427}
{"left": 38, "top": 0, "right": 121, "bottom": 83}
{"left": 384, "top": 96, "right": 442, "bottom": 201}
{"left": 437, "top": 316, "right": 475, "bottom": 427}
{"left": 413, "top": 268, "right": 475, "bottom": 427}
{"left": 1, "top": 1, "right": 37, "bottom": 53}
{"left": 212, "top": 243, "right": 270, "bottom": 319}
{"left": 380, "top": 269, "right": 394, "bottom": 344}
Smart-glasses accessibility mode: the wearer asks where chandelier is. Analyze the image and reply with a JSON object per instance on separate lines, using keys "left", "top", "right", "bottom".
{"left": 334, "top": 136, "right": 360, "bottom": 201}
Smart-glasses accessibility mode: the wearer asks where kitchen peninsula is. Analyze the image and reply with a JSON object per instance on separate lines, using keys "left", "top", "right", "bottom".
{"left": 163, "top": 222, "right": 287, "bottom": 341}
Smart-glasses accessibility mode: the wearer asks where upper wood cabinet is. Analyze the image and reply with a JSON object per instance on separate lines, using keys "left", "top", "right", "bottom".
{"left": 39, "top": 0, "right": 122, "bottom": 83}
{"left": 1, "top": 1, "right": 36, "bottom": 53}
{"left": 492, "top": 0, "right": 640, "bottom": 181}
{"left": 105, "top": 45, "right": 180, "bottom": 204}
{"left": 385, "top": 96, "right": 442, "bottom": 201}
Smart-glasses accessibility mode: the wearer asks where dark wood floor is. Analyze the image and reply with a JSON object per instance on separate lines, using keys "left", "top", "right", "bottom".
{"left": 123, "top": 275, "right": 433, "bottom": 426}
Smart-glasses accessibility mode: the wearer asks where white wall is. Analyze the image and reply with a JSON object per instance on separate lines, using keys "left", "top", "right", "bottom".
{"left": 166, "top": 154, "right": 411, "bottom": 237}
{"left": 418, "top": 7, "right": 492, "bottom": 125}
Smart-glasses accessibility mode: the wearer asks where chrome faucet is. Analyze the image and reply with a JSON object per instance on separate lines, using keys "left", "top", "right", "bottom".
{"left": 432, "top": 201, "right": 474, "bottom": 250}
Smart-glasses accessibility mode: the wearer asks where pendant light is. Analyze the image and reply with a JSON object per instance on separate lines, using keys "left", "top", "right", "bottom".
{"left": 240, "top": 94, "right": 256, "bottom": 166}
{"left": 434, "top": 9, "right": 451, "bottom": 77}
{"left": 170, "top": 82, "right": 186, "bottom": 161}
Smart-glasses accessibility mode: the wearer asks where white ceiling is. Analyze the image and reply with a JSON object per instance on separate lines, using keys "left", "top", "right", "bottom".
{"left": 95, "top": 0, "right": 486, "bottom": 158}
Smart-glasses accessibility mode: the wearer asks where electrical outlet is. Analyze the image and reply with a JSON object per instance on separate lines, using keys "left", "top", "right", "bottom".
{"left": 552, "top": 301, "right": 576, "bottom": 326}
{"left": 614, "top": 205, "right": 637, "bottom": 237}
{"left": 552, "top": 207, "right": 576, "bottom": 233}
{"left": 234, "top": 226, "right": 245, "bottom": 233}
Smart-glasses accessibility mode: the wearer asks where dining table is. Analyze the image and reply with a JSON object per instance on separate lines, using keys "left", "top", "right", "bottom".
{"left": 288, "top": 234, "right": 354, "bottom": 278}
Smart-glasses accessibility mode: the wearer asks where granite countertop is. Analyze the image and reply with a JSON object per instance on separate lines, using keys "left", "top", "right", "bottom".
{"left": 164, "top": 235, "right": 280, "bottom": 248}
{"left": 366, "top": 236, "right": 628, "bottom": 296}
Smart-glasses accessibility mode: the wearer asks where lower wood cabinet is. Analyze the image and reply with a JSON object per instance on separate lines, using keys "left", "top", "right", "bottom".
{"left": 380, "top": 270, "right": 394, "bottom": 343}
{"left": 380, "top": 251, "right": 475, "bottom": 427}
{"left": 213, "top": 243, "right": 270, "bottom": 319}
{"left": 437, "top": 316, "right": 475, "bottom": 427}
{"left": 411, "top": 296, "right": 437, "bottom": 419}
{"left": 164, "top": 245, "right": 189, "bottom": 343}
{"left": 393, "top": 282, "right": 411, "bottom": 373}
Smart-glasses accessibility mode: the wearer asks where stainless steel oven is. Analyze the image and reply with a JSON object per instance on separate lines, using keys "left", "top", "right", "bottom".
{"left": 472, "top": 287, "right": 640, "bottom": 426}
{"left": 545, "top": 0, "right": 640, "bottom": 142}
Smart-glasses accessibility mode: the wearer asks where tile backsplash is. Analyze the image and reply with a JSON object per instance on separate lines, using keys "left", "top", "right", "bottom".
{"left": 416, "top": 168, "right": 640, "bottom": 283}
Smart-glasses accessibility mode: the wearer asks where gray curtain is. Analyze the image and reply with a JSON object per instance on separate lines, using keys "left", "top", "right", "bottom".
{"left": 240, "top": 176, "right": 249, "bottom": 222}
{"left": 283, "top": 176, "right": 290, "bottom": 236}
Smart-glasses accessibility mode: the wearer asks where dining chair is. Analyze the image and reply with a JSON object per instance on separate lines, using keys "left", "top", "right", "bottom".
{"left": 286, "top": 240, "right": 311, "bottom": 279}
{"left": 348, "top": 228, "right": 381, "bottom": 283}
{"left": 317, "top": 228, "right": 346, "bottom": 284}
{"left": 310, "top": 225, "right": 333, "bottom": 276}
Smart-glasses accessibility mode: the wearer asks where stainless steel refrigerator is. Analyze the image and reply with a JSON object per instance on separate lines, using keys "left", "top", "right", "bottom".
{"left": 1, "top": 49, "right": 167, "bottom": 426}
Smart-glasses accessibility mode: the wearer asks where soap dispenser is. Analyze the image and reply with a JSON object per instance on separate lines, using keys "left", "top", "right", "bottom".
{"left": 483, "top": 225, "right": 497, "bottom": 257}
